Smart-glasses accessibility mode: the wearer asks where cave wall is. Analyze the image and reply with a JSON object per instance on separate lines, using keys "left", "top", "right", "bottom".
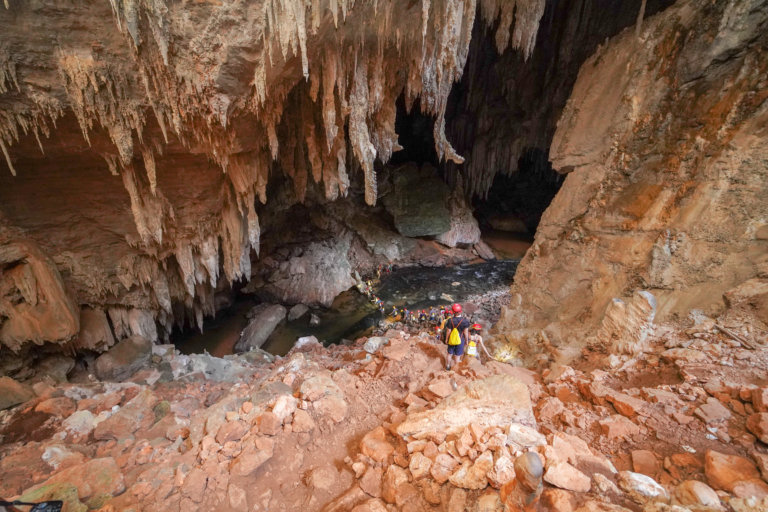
{"left": 444, "top": 0, "right": 675, "bottom": 198}
{"left": 0, "top": 0, "right": 546, "bottom": 351}
{"left": 498, "top": 0, "right": 768, "bottom": 351}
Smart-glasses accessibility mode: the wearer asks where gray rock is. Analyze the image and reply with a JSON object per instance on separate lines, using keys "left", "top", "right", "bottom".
{"left": 237, "top": 348, "right": 276, "bottom": 365}
{"left": 309, "top": 313, "right": 321, "bottom": 326}
{"left": 294, "top": 335, "right": 321, "bottom": 350}
{"left": 383, "top": 163, "right": 451, "bottom": 237}
{"left": 437, "top": 187, "right": 481, "bottom": 248}
{"left": 235, "top": 304, "right": 287, "bottom": 352}
{"left": 94, "top": 335, "right": 152, "bottom": 381}
{"left": 288, "top": 304, "right": 310, "bottom": 321}
{"left": 35, "top": 354, "right": 75, "bottom": 383}
{"left": 363, "top": 336, "right": 388, "bottom": 353}
{"left": 0, "top": 376, "right": 34, "bottom": 410}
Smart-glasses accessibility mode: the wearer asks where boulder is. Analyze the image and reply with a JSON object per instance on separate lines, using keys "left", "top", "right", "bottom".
{"left": 0, "top": 375, "right": 34, "bottom": 410}
{"left": 397, "top": 375, "right": 535, "bottom": 440}
{"left": 544, "top": 462, "right": 591, "bottom": 493}
{"left": 437, "top": 188, "right": 481, "bottom": 248}
{"left": 360, "top": 426, "right": 394, "bottom": 463}
{"left": 34, "top": 457, "right": 125, "bottom": 501}
{"left": 383, "top": 163, "right": 451, "bottom": 237}
{"left": 672, "top": 480, "right": 722, "bottom": 510}
{"left": 363, "top": 336, "right": 389, "bottom": 354}
{"left": 616, "top": 471, "right": 668, "bottom": 503}
{"left": 704, "top": 450, "right": 760, "bottom": 492}
{"left": 34, "top": 354, "right": 75, "bottom": 383}
{"left": 746, "top": 413, "right": 768, "bottom": 443}
{"left": 287, "top": 303, "right": 310, "bottom": 321}
{"left": 234, "top": 304, "right": 287, "bottom": 352}
{"left": 94, "top": 335, "right": 152, "bottom": 381}
{"left": 93, "top": 389, "right": 157, "bottom": 440}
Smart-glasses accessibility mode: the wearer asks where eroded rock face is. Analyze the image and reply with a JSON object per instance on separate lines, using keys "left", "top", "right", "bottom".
{"left": 498, "top": 0, "right": 768, "bottom": 349}
{"left": 0, "top": 0, "right": 544, "bottom": 351}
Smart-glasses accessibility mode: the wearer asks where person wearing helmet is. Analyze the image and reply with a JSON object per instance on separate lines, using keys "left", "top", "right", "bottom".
{"left": 443, "top": 303, "right": 470, "bottom": 371}
{"left": 467, "top": 323, "right": 492, "bottom": 360}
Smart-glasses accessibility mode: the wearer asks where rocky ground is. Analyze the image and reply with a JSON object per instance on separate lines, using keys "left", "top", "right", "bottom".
{"left": 1, "top": 310, "right": 768, "bottom": 512}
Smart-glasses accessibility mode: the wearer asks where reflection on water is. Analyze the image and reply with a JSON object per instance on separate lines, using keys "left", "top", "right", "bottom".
{"left": 174, "top": 260, "right": 519, "bottom": 357}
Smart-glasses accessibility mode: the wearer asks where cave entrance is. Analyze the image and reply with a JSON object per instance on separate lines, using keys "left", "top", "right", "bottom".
{"left": 389, "top": 96, "right": 439, "bottom": 168}
{"left": 472, "top": 148, "right": 563, "bottom": 259}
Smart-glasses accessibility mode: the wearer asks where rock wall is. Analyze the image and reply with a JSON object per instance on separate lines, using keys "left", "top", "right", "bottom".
{"left": 0, "top": 0, "right": 544, "bottom": 351}
{"left": 499, "top": 0, "right": 768, "bottom": 352}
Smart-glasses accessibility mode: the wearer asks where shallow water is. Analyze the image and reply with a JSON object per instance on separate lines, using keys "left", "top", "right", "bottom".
{"left": 174, "top": 260, "right": 519, "bottom": 357}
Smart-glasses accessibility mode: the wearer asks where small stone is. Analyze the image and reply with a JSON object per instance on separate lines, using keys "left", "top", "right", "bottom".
{"left": 258, "top": 411, "right": 282, "bottom": 435}
{"left": 448, "top": 488, "right": 468, "bottom": 512}
{"left": 241, "top": 401, "right": 253, "bottom": 414}
{"left": 408, "top": 452, "right": 432, "bottom": 480}
{"left": 181, "top": 468, "right": 208, "bottom": 503}
{"left": 449, "top": 451, "right": 494, "bottom": 490}
{"left": 271, "top": 394, "right": 298, "bottom": 422}
{"left": 705, "top": 449, "right": 760, "bottom": 492}
{"left": 360, "top": 427, "right": 395, "bottom": 463}
{"left": 307, "top": 465, "right": 338, "bottom": 492}
{"left": 631, "top": 450, "right": 660, "bottom": 477}
{"left": 474, "top": 490, "right": 503, "bottom": 512}
{"left": 382, "top": 465, "right": 409, "bottom": 505}
{"left": 488, "top": 454, "right": 516, "bottom": 489}
{"left": 360, "top": 466, "right": 383, "bottom": 498}
{"left": 431, "top": 453, "right": 460, "bottom": 484}
{"left": 291, "top": 409, "right": 316, "bottom": 433}
{"left": 599, "top": 415, "right": 640, "bottom": 440}
{"left": 427, "top": 380, "right": 454, "bottom": 399}
{"left": 694, "top": 398, "right": 732, "bottom": 424}
{"left": 230, "top": 437, "right": 274, "bottom": 476}
{"left": 216, "top": 420, "right": 247, "bottom": 444}
{"left": 544, "top": 462, "right": 591, "bottom": 493}
{"left": 617, "top": 471, "right": 668, "bottom": 503}
{"left": 606, "top": 391, "right": 646, "bottom": 418}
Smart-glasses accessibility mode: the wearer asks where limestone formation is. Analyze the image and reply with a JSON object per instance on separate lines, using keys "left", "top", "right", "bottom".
{"left": 0, "top": 0, "right": 544, "bottom": 351}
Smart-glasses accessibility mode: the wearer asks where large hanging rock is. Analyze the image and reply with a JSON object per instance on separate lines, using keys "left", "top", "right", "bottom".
{"left": 234, "top": 304, "right": 287, "bottom": 352}
{"left": 384, "top": 164, "right": 451, "bottom": 238}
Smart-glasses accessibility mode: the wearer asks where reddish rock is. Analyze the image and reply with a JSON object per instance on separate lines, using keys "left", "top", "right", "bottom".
{"left": 230, "top": 437, "right": 274, "bottom": 476}
{"left": 732, "top": 479, "right": 768, "bottom": 499}
{"left": 544, "top": 462, "right": 591, "bottom": 493}
{"left": 746, "top": 413, "right": 768, "bottom": 443}
{"left": 427, "top": 380, "right": 454, "bottom": 399}
{"left": 35, "top": 397, "right": 76, "bottom": 417}
{"left": 537, "top": 397, "right": 565, "bottom": 423}
{"left": 599, "top": 415, "right": 640, "bottom": 440}
{"left": 671, "top": 480, "right": 721, "bottom": 510}
{"left": 541, "top": 488, "right": 576, "bottom": 512}
{"left": 752, "top": 388, "right": 768, "bottom": 412}
{"left": 93, "top": 389, "right": 156, "bottom": 441}
{"left": 360, "top": 427, "right": 394, "bottom": 463}
{"left": 408, "top": 452, "right": 432, "bottom": 480}
{"left": 631, "top": 450, "right": 659, "bottom": 477}
{"left": 488, "top": 455, "right": 516, "bottom": 489}
{"left": 307, "top": 465, "right": 339, "bottom": 493}
{"left": 606, "top": 391, "right": 646, "bottom": 418}
{"left": 360, "top": 466, "right": 383, "bottom": 498}
{"left": 258, "top": 411, "right": 282, "bottom": 436}
{"left": 381, "top": 465, "right": 410, "bottom": 505}
{"left": 181, "top": 467, "right": 208, "bottom": 503}
{"left": 431, "top": 453, "right": 460, "bottom": 484}
{"left": 216, "top": 420, "right": 248, "bottom": 444}
{"left": 291, "top": 409, "right": 316, "bottom": 433}
{"left": 449, "top": 450, "right": 493, "bottom": 490}
{"left": 694, "top": 397, "right": 732, "bottom": 424}
{"left": 704, "top": 449, "right": 760, "bottom": 492}
{"left": 314, "top": 393, "right": 348, "bottom": 423}
{"left": 37, "top": 457, "right": 124, "bottom": 501}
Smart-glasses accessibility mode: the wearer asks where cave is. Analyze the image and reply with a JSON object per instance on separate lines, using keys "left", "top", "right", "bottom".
{"left": 1, "top": 1, "right": 768, "bottom": 510}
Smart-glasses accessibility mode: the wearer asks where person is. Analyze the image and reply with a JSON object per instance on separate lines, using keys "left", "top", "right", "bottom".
{"left": 466, "top": 324, "right": 492, "bottom": 361}
{"left": 390, "top": 305, "right": 399, "bottom": 318}
{"left": 419, "top": 310, "right": 427, "bottom": 323}
{"left": 443, "top": 303, "right": 470, "bottom": 371}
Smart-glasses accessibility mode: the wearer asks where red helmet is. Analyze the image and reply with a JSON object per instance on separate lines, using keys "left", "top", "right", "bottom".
{"left": 452, "top": 303, "right": 462, "bottom": 313}
{"left": 471, "top": 323, "right": 482, "bottom": 331}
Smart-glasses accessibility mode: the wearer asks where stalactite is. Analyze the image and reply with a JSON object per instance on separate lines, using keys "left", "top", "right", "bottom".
{"left": 0, "top": 0, "right": 546, "bottom": 347}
